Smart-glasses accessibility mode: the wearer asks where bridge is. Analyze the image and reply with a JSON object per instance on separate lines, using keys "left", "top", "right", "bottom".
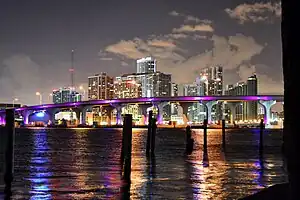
{"left": 0, "top": 95, "right": 284, "bottom": 126}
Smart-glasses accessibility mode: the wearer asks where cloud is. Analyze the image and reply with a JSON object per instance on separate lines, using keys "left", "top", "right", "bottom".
{"left": 0, "top": 55, "right": 42, "bottom": 104}
{"left": 103, "top": 33, "right": 264, "bottom": 84}
{"left": 169, "top": 10, "right": 213, "bottom": 24}
{"left": 225, "top": 2, "right": 281, "bottom": 24}
{"left": 102, "top": 12, "right": 282, "bottom": 94}
{"left": 173, "top": 24, "right": 214, "bottom": 33}
{"left": 169, "top": 11, "right": 180, "bottom": 16}
{"left": 100, "top": 57, "right": 113, "bottom": 61}
{"left": 148, "top": 39, "right": 176, "bottom": 48}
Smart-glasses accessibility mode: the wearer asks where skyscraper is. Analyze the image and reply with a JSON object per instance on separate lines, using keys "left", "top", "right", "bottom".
{"left": 88, "top": 72, "right": 114, "bottom": 100}
{"left": 52, "top": 88, "right": 82, "bottom": 104}
{"left": 114, "top": 79, "right": 142, "bottom": 99}
{"left": 246, "top": 74, "right": 258, "bottom": 120}
{"left": 199, "top": 65, "right": 223, "bottom": 120}
{"left": 224, "top": 74, "right": 258, "bottom": 121}
{"left": 136, "top": 57, "right": 156, "bottom": 73}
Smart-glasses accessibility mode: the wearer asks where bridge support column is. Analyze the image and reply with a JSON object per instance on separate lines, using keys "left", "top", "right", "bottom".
{"left": 20, "top": 110, "right": 34, "bottom": 125}
{"left": 47, "top": 108, "right": 60, "bottom": 125}
{"left": 179, "top": 102, "right": 193, "bottom": 125}
{"left": 0, "top": 113, "right": 5, "bottom": 125}
{"left": 154, "top": 102, "right": 169, "bottom": 125}
{"left": 110, "top": 104, "right": 125, "bottom": 125}
{"left": 139, "top": 104, "right": 152, "bottom": 125}
{"left": 80, "top": 106, "right": 93, "bottom": 125}
{"left": 259, "top": 100, "right": 276, "bottom": 125}
{"left": 227, "top": 102, "right": 239, "bottom": 124}
{"left": 202, "top": 101, "right": 218, "bottom": 124}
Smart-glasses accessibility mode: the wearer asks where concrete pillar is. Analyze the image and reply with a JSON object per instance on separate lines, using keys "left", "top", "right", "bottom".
{"left": 20, "top": 110, "right": 33, "bottom": 125}
{"left": 179, "top": 102, "right": 193, "bottom": 125}
{"left": 154, "top": 102, "right": 169, "bottom": 125}
{"left": 227, "top": 102, "right": 240, "bottom": 124}
{"left": 75, "top": 106, "right": 93, "bottom": 125}
{"left": 139, "top": 104, "right": 152, "bottom": 125}
{"left": 47, "top": 108, "right": 60, "bottom": 125}
{"left": 202, "top": 101, "right": 218, "bottom": 124}
{"left": 259, "top": 100, "right": 276, "bottom": 125}
{"left": 110, "top": 104, "right": 124, "bottom": 125}
{"left": 0, "top": 113, "right": 5, "bottom": 125}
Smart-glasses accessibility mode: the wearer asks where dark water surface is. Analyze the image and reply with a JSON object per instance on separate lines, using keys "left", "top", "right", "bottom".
{"left": 0, "top": 128, "right": 287, "bottom": 199}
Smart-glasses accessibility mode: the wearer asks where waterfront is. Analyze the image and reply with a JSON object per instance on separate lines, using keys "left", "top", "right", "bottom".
{"left": 0, "top": 128, "right": 287, "bottom": 199}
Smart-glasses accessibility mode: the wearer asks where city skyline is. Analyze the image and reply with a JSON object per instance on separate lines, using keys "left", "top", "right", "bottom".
{"left": 0, "top": 0, "right": 282, "bottom": 105}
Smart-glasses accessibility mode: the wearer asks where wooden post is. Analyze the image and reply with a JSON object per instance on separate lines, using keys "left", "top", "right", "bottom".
{"left": 123, "top": 114, "right": 132, "bottom": 183}
{"left": 222, "top": 119, "right": 226, "bottom": 150}
{"left": 4, "top": 109, "right": 15, "bottom": 195}
{"left": 203, "top": 119, "right": 208, "bottom": 154}
{"left": 259, "top": 119, "right": 264, "bottom": 155}
{"left": 146, "top": 110, "right": 153, "bottom": 156}
{"left": 150, "top": 118, "right": 157, "bottom": 156}
{"left": 120, "top": 115, "right": 127, "bottom": 166}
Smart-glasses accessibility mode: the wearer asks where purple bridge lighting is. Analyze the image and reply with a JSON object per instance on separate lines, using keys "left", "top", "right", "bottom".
{"left": 0, "top": 95, "right": 284, "bottom": 126}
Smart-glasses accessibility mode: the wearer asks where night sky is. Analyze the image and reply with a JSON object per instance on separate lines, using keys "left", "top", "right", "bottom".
{"left": 0, "top": 0, "right": 282, "bottom": 105}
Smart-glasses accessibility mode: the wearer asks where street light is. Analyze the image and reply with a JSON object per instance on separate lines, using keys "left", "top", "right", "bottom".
{"left": 79, "top": 86, "right": 86, "bottom": 101}
{"left": 36, "top": 92, "right": 43, "bottom": 105}
{"left": 12, "top": 98, "right": 18, "bottom": 107}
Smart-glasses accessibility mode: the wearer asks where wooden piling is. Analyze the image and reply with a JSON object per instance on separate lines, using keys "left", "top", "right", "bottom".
{"left": 123, "top": 114, "right": 132, "bottom": 183}
{"left": 203, "top": 119, "right": 208, "bottom": 154}
{"left": 259, "top": 119, "right": 264, "bottom": 155}
{"left": 146, "top": 111, "right": 153, "bottom": 156}
{"left": 222, "top": 119, "right": 226, "bottom": 150}
{"left": 4, "top": 109, "right": 15, "bottom": 195}
{"left": 150, "top": 118, "right": 157, "bottom": 156}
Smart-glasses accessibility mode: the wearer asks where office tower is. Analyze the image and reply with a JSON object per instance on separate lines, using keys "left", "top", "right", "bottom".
{"left": 136, "top": 57, "right": 156, "bottom": 73}
{"left": 114, "top": 79, "right": 142, "bottom": 99}
{"left": 246, "top": 74, "right": 258, "bottom": 120}
{"left": 199, "top": 65, "right": 223, "bottom": 120}
{"left": 88, "top": 72, "right": 114, "bottom": 100}
{"left": 171, "top": 83, "right": 178, "bottom": 97}
{"left": 224, "top": 74, "right": 258, "bottom": 121}
{"left": 52, "top": 88, "right": 82, "bottom": 104}
{"left": 182, "top": 81, "right": 206, "bottom": 122}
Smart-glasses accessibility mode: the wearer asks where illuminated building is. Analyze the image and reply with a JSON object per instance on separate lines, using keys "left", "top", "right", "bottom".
{"left": 114, "top": 79, "right": 142, "bottom": 99}
{"left": 182, "top": 80, "right": 206, "bottom": 122}
{"left": 136, "top": 56, "right": 156, "bottom": 73}
{"left": 224, "top": 74, "right": 258, "bottom": 120}
{"left": 246, "top": 74, "right": 258, "bottom": 120}
{"left": 52, "top": 88, "right": 82, "bottom": 104}
{"left": 199, "top": 65, "right": 223, "bottom": 120}
{"left": 88, "top": 72, "right": 114, "bottom": 100}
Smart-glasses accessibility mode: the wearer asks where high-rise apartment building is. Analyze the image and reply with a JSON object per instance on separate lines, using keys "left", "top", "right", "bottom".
{"left": 114, "top": 79, "right": 142, "bottom": 99}
{"left": 224, "top": 74, "right": 258, "bottom": 121}
{"left": 246, "top": 74, "right": 258, "bottom": 120}
{"left": 182, "top": 81, "right": 206, "bottom": 122}
{"left": 199, "top": 65, "right": 223, "bottom": 120}
{"left": 136, "top": 57, "right": 156, "bottom": 73}
{"left": 171, "top": 83, "right": 178, "bottom": 97}
{"left": 52, "top": 88, "right": 82, "bottom": 104}
{"left": 88, "top": 73, "right": 114, "bottom": 100}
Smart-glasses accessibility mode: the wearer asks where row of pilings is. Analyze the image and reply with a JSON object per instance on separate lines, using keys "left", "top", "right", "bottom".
{"left": 2, "top": 108, "right": 266, "bottom": 199}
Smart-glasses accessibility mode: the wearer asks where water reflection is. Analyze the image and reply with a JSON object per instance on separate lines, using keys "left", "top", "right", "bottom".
{"left": 129, "top": 129, "right": 147, "bottom": 199}
{"left": 28, "top": 129, "right": 52, "bottom": 200}
{"left": 8, "top": 128, "right": 287, "bottom": 199}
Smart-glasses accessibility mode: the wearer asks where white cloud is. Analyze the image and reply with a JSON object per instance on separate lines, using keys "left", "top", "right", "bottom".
{"left": 102, "top": 13, "right": 282, "bottom": 94}
{"left": 225, "top": 2, "right": 281, "bottom": 24}
{"left": 173, "top": 24, "right": 214, "bottom": 33}
{"left": 100, "top": 57, "right": 113, "bottom": 61}
{"left": 169, "top": 10, "right": 180, "bottom": 16}
{"left": 148, "top": 39, "right": 176, "bottom": 48}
